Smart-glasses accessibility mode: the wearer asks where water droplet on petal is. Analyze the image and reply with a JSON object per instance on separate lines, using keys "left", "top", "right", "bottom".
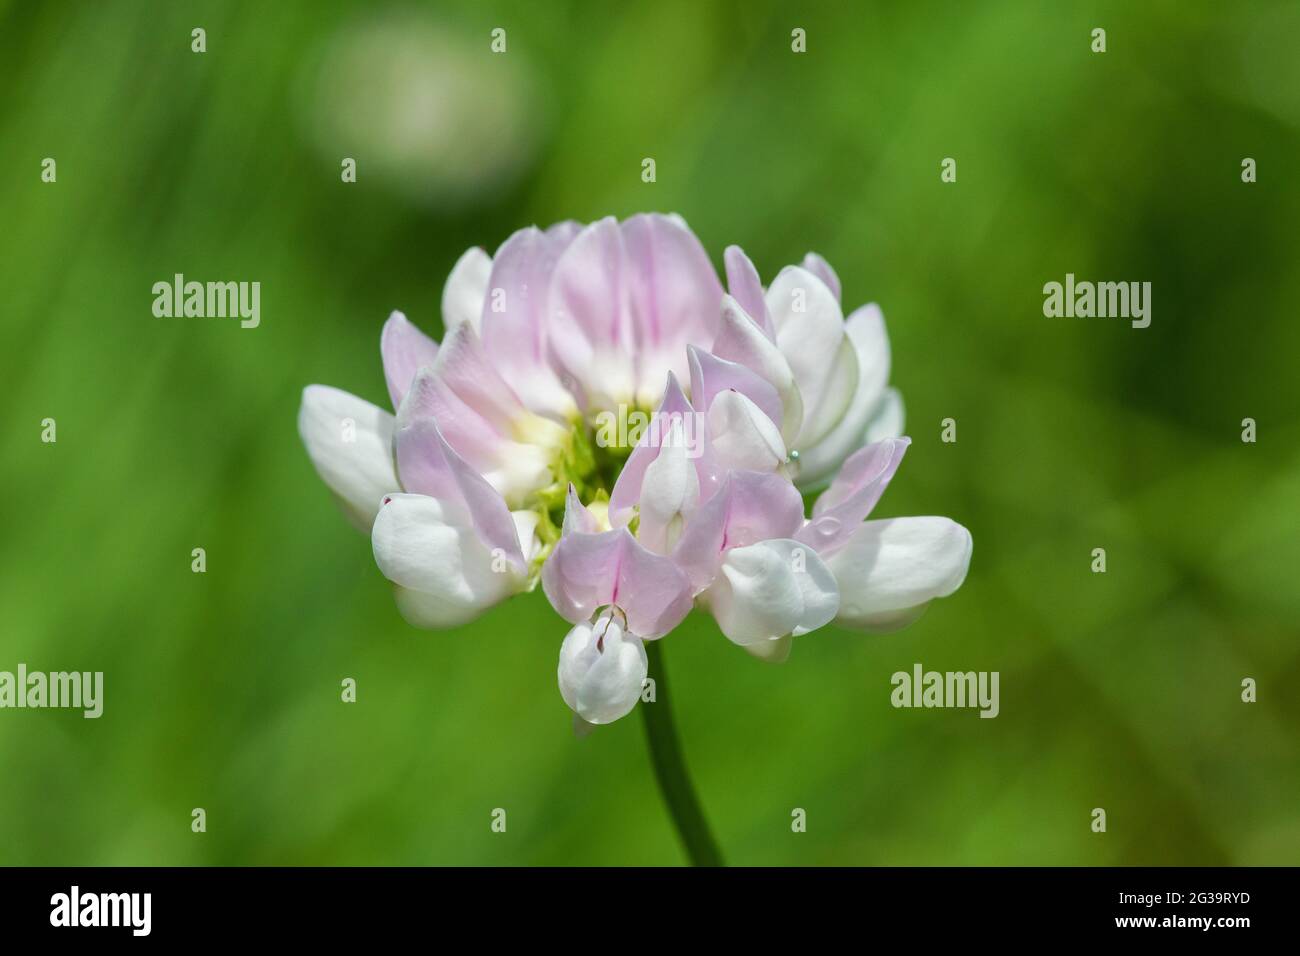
{"left": 816, "top": 517, "right": 841, "bottom": 538}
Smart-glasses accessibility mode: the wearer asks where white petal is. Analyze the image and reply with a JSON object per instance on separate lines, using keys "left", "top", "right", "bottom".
{"left": 792, "top": 304, "right": 894, "bottom": 489}
{"left": 707, "top": 539, "right": 839, "bottom": 645}
{"left": 767, "top": 267, "right": 854, "bottom": 449}
{"left": 863, "top": 387, "right": 905, "bottom": 444}
{"left": 372, "top": 494, "right": 523, "bottom": 628}
{"left": 637, "top": 419, "right": 700, "bottom": 553}
{"left": 827, "top": 517, "right": 972, "bottom": 631}
{"left": 557, "top": 614, "right": 648, "bottom": 724}
{"left": 796, "top": 334, "right": 859, "bottom": 451}
{"left": 707, "top": 389, "right": 788, "bottom": 474}
{"left": 441, "top": 247, "right": 492, "bottom": 333}
{"left": 511, "top": 509, "right": 542, "bottom": 563}
{"left": 298, "top": 385, "right": 399, "bottom": 532}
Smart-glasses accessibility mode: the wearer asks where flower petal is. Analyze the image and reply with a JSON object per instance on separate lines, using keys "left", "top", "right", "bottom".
{"left": 298, "top": 385, "right": 399, "bottom": 532}
{"left": 711, "top": 294, "right": 803, "bottom": 443}
{"left": 791, "top": 304, "right": 894, "bottom": 488}
{"left": 424, "top": 322, "right": 536, "bottom": 435}
{"left": 864, "top": 386, "right": 905, "bottom": 444}
{"left": 441, "top": 246, "right": 492, "bottom": 333}
{"left": 707, "top": 388, "right": 788, "bottom": 474}
{"left": 397, "top": 329, "right": 567, "bottom": 506}
{"left": 557, "top": 613, "right": 648, "bottom": 724}
{"left": 478, "top": 226, "right": 579, "bottom": 420}
{"left": 542, "top": 518, "right": 693, "bottom": 639}
{"left": 397, "top": 371, "right": 552, "bottom": 508}
{"left": 562, "top": 483, "right": 602, "bottom": 534}
{"left": 724, "top": 245, "right": 776, "bottom": 339}
{"left": 827, "top": 517, "right": 972, "bottom": 631}
{"left": 687, "top": 345, "right": 782, "bottom": 432}
{"left": 706, "top": 539, "right": 839, "bottom": 645}
{"left": 372, "top": 493, "right": 525, "bottom": 628}
{"left": 797, "top": 437, "right": 910, "bottom": 555}
{"left": 608, "top": 373, "right": 715, "bottom": 528}
{"left": 549, "top": 216, "right": 637, "bottom": 410}
{"left": 801, "top": 252, "right": 841, "bottom": 303}
{"left": 672, "top": 470, "right": 806, "bottom": 591}
{"left": 636, "top": 418, "right": 701, "bottom": 553}
{"left": 623, "top": 213, "right": 724, "bottom": 405}
{"left": 512, "top": 510, "right": 542, "bottom": 563}
{"left": 767, "top": 266, "right": 856, "bottom": 449}
{"left": 380, "top": 311, "right": 440, "bottom": 411}
{"left": 392, "top": 414, "right": 527, "bottom": 576}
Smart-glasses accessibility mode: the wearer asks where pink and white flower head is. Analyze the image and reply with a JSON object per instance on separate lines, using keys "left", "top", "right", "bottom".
{"left": 299, "top": 213, "right": 972, "bottom": 725}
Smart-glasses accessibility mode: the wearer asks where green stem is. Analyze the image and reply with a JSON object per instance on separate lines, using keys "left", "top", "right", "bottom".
{"left": 641, "top": 640, "right": 724, "bottom": 867}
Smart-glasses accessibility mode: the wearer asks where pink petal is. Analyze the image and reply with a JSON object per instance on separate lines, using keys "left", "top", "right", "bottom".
{"left": 622, "top": 212, "right": 724, "bottom": 352}
{"left": 687, "top": 345, "right": 782, "bottom": 430}
{"left": 397, "top": 365, "right": 502, "bottom": 474}
{"left": 549, "top": 216, "right": 635, "bottom": 374}
{"left": 428, "top": 323, "right": 532, "bottom": 434}
{"left": 380, "top": 311, "right": 440, "bottom": 411}
{"left": 478, "top": 226, "right": 578, "bottom": 420}
{"left": 671, "top": 470, "right": 806, "bottom": 591}
{"left": 608, "top": 373, "right": 718, "bottom": 526}
{"left": 797, "top": 437, "right": 910, "bottom": 555}
{"left": 724, "top": 245, "right": 776, "bottom": 340}
{"left": 801, "top": 252, "right": 842, "bottom": 303}
{"left": 562, "top": 483, "right": 601, "bottom": 535}
{"left": 391, "top": 416, "right": 527, "bottom": 576}
{"left": 542, "top": 523, "right": 693, "bottom": 639}
{"left": 710, "top": 294, "right": 803, "bottom": 443}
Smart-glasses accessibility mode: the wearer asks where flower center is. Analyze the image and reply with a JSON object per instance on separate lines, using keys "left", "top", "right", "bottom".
{"left": 527, "top": 404, "right": 653, "bottom": 565}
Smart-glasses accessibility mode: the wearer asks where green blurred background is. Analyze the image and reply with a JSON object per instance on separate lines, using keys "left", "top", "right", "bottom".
{"left": 2, "top": 0, "right": 1298, "bottom": 866}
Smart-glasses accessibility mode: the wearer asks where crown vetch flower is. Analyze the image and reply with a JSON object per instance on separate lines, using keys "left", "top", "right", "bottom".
{"left": 299, "top": 213, "right": 971, "bottom": 725}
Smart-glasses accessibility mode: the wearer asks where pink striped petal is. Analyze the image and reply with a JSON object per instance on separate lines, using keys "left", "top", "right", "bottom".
{"left": 479, "top": 226, "right": 578, "bottom": 420}
{"left": 623, "top": 214, "right": 724, "bottom": 398}
{"left": 549, "top": 217, "right": 637, "bottom": 407}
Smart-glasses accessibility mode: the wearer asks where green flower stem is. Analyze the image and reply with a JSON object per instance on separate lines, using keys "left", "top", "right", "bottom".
{"left": 641, "top": 640, "right": 724, "bottom": 867}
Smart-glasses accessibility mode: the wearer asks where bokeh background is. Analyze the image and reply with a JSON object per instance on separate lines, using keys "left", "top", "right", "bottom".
{"left": 2, "top": 0, "right": 1298, "bottom": 866}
